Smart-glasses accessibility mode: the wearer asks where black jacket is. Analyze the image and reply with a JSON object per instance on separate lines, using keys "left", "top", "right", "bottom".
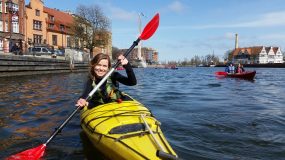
{"left": 80, "top": 63, "right": 136, "bottom": 107}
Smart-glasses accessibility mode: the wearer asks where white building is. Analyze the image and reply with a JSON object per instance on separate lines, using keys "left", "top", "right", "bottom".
{"left": 232, "top": 46, "right": 284, "bottom": 64}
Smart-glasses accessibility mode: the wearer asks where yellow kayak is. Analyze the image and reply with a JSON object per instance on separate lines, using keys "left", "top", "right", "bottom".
{"left": 80, "top": 94, "right": 178, "bottom": 160}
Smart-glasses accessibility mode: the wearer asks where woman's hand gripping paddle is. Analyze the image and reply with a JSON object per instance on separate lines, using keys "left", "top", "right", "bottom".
{"left": 6, "top": 13, "right": 160, "bottom": 160}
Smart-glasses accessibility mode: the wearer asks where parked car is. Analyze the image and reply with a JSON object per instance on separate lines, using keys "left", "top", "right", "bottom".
{"left": 29, "top": 47, "right": 53, "bottom": 56}
{"left": 54, "top": 49, "right": 65, "bottom": 56}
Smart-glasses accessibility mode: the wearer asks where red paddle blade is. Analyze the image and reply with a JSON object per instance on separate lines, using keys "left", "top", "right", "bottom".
{"left": 139, "top": 13, "right": 160, "bottom": 40}
{"left": 215, "top": 71, "right": 228, "bottom": 76}
{"left": 6, "top": 144, "right": 46, "bottom": 160}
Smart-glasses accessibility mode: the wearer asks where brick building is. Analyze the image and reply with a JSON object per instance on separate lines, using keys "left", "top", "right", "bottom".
{"left": 0, "top": 0, "right": 25, "bottom": 52}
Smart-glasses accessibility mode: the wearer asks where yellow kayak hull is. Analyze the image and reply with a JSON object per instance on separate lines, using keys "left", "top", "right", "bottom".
{"left": 80, "top": 97, "right": 177, "bottom": 160}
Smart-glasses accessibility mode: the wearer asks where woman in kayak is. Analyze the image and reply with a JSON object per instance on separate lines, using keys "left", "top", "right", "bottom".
{"left": 76, "top": 53, "right": 137, "bottom": 108}
{"left": 236, "top": 63, "right": 245, "bottom": 73}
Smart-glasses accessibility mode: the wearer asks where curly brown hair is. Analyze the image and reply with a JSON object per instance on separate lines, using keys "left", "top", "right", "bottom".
{"left": 89, "top": 53, "right": 111, "bottom": 80}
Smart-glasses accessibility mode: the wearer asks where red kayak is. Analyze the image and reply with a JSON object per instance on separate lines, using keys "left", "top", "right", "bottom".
{"left": 116, "top": 66, "right": 124, "bottom": 70}
{"left": 215, "top": 71, "right": 256, "bottom": 80}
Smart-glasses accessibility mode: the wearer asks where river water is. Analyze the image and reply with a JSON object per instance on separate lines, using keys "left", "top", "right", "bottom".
{"left": 0, "top": 67, "right": 284, "bottom": 160}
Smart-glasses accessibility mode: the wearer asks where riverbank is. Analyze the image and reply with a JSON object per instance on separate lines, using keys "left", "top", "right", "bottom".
{"left": 215, "top": 63, "right": 285, "bottom": 68}
{"left": 0, "top": 53, "right": 89, "bottom": 77}
{"left": 149, "top": 63, "right": 285, "bottom": 68}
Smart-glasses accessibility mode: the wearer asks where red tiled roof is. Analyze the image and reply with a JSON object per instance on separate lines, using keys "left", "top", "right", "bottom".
{"left": 265, "top": 47, "right": 271, "bottom": 53}
{"left": 273, "top": 47, "right": 278, "bottom": 53}
{"left": 43, "top": 7, "right": 74, "bottom": 34}
{"left": 232, "top": 46, "right": 282, "bottom": 57}
{"left": 232, "top": 46, "right": 263, "bottom": 56}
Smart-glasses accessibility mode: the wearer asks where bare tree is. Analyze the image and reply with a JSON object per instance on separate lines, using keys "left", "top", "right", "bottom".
{"left": 224, "top": 49, "right": 234, "bottom": 62}
{"left": 72, "top": 4, "right": 110, "bottom": 57}
{"left": 112, "top": 46, "right": 121, "bottom": 60}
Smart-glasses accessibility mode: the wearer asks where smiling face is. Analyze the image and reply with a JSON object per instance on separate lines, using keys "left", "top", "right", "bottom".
{"left": 94, "top": 59, "right": 109, "bottom": 78}
{"left": 90, "top": 53, "right": 111, "bottom": 79}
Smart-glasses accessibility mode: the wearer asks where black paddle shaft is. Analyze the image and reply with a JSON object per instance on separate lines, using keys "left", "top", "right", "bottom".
{"left": 45, "top": 106, "right": 81, "bottom": 145}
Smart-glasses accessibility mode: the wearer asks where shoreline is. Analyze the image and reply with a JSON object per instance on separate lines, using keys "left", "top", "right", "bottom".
{"left": 0, "top": 53, "right": 88, "bottom": 77}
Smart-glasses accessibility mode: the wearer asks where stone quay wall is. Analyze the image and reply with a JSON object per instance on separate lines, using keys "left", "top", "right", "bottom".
{"left": 0, "top": 54, "right": 89, "bottom": 77}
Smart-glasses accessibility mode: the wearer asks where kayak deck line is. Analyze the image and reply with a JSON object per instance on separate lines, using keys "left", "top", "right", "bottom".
{"left": 83, "top": 110, "right": 153, "bottom": 129}
{"left": 82, "top": 123, "right": 175, "bottom": 160}
{"left": 115, "top": 130, "right": 152, "bottom": 141}
{"left": 81, "top": 102, "right": 150, "bottom": 118}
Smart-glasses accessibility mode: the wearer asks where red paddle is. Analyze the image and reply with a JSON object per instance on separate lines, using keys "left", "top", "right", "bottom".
{"left": 6, "top": 144, "right": 46, "bottom": 160}
{"left": 6, "top": 13, "right": 160, "bottom": 160}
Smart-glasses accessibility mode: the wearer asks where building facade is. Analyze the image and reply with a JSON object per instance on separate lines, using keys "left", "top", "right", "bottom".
{"left": 0, "top": 0, "right": 112, "bottom": 57}
{"left": 25, "top": 0, "right": 74, "bottom": 50}
{"left": 44, "top": 7, "right": 73, "bottom": 49}
{"left": 25, "top": 0, "right": 46, "bottom": 48}
{"left": 231, "top": 46, "right": 284, "bottom": 64}
{"left": 230, "top": 34, "right": 283, "bottom": 64}
{"left": 125, "top": 47, "right": 159, "bottom": 64}
{"left": 0, "top": 0, "right": 25, "bottom": 52}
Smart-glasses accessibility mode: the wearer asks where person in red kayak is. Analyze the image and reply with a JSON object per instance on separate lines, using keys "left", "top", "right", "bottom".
{"left": 236, "top": 63, "right": 245, "bottom": 73}
{"left": 225, "top": 62, "right": 235, "bottom": 74}
{"left": 76, "top": 53, "right": 137, "bottom": 108}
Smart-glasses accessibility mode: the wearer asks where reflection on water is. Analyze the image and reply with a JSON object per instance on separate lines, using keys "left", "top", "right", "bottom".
{"left": 0, "top": 73, "right": 83, "bottom": 155}
{"left": 1, "top": 68, "right": 285, "bottom": 159}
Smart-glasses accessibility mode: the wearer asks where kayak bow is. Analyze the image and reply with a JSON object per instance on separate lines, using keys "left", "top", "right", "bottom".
{"left": 80, "top": 94, "right": 178, "bottom": 160}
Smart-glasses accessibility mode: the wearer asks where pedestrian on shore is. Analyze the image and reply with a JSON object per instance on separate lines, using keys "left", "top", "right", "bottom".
{"left": 76, "top": 53, "right": 137, "bottom": 108}
{"left": 11, "top": 43, "right": 20, "bottom": 55}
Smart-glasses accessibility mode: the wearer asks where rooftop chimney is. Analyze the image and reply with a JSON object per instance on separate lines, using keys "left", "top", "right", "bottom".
{"left": 235, "top": 33, "right": 239, "bottom": 49}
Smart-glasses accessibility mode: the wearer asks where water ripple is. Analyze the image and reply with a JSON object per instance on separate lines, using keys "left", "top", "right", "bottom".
{"left": 1, "top": 68, "right": 285, "bottom": 159}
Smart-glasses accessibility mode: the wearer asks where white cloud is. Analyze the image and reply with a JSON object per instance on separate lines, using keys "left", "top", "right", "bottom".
{"left": 195, "top": 11, "right": 285, "bottom": 29}
{"left": 258, "top": 34, "right": 285, "bottom": 40}
{"left": 167, "top": 1, "right": 186, "bottom": 13}
{"left": 241, "top": 11, "right": 285, "bottom": 27}
{"left": 224, "top": 32, "right": 236, "bottom": 39}
{"left": 158, "top": 11, "right": 285, "bottom": 31}
{"left": 109, "top": 7, "right": 136, "bottom": 21}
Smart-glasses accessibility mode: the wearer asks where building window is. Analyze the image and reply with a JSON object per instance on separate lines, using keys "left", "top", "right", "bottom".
{"left": 75, "top": 38, "right": 79, "bottom": 48}
{"left": 5, "top": 21, "right": 8, "bottom": 32}
{"left": 49, "top": 15, "right": 54, "bottom": 22}
{"left": 52, "top": 35, "right": 57, "bottom": 45}
{"left": 12, "top": 22, "right": 19, "bottom": 33}
{"left": 0, "top": 2, "right": 2, "bottom": 13}
{"left": 0, "top": 39, "right": 3, "bottom": 51}
{"left": 33, "top": 34, "right": 42, "bottom": 44}
{"left": 5, "top": 2, "right": 7, "bottom": 13}
{"left": 67, "top": 36, "right": 71, "bottom": 47}
{"left": 0, "top": 21, "right": 3, "bottom": 31}
{"left": 35, "top": 9, "right": 40, "bottom": 16}
{"left": 60, "top": 24, "right": 65, "bottom": 32}
{"left": 12, "top": 3, "right": 18, "bottom": 11}
{"left": 48, "top": 23, "right": 54, "bottom": 29}
{"left": 4, "top": 3, "right": 18, "bottom": 12}
{"left": 33, "top": 20, "right": 42, "bottom": 30}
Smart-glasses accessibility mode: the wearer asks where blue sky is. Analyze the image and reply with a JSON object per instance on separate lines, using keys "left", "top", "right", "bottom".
{"left": 40, "top": 0, "right": 285, "bottom": 62}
